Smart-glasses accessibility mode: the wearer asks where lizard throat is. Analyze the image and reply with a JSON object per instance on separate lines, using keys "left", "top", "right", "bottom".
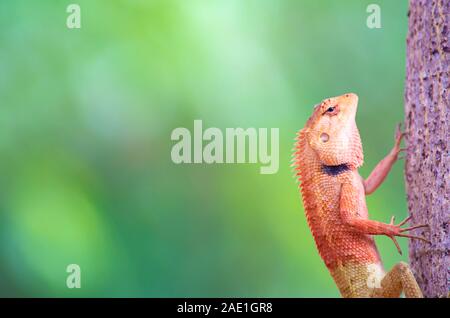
{"left": 321, "top": 163, "right": 350, "bottom": 176}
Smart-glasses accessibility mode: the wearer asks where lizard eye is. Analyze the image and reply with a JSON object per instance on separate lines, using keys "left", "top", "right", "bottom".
{"left": 323, "top": 105, "right": 339, "bottom": 116}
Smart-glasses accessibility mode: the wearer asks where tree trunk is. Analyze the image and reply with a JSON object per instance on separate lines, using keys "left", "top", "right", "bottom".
{"left": 404, "top": 0, "right": 449, "bottom": 298}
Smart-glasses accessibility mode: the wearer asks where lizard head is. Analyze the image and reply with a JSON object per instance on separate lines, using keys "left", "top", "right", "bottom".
{"left": 304, "top": 93, "right": 363, "bottom": 168}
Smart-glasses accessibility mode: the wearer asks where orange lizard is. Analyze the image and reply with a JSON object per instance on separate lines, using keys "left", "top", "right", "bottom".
{"left": 292, "top": 93, "right": 429, "bottom": 297}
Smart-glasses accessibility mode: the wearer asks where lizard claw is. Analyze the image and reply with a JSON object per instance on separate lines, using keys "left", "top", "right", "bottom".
{"left": 397, "top": 148, "right": 407, "bottom": 160}
{"left": 397, "top": 215, "right": 412, "bottom": 227}
{"left": 400, "top": 223, "right": 429, "bottom": 232}
{"left": 397, "top": 233, "right": 431, "bottom": 244}
{"left": 388, "top": 235, "right": 403, "bottom": 255}
{"left": 389, "top": 215, "right": 396, "bottom": 225}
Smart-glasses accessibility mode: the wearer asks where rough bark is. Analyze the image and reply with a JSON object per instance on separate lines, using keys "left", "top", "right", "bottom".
{"left": 404, "top": 0, "right": 449, "bottom": 298}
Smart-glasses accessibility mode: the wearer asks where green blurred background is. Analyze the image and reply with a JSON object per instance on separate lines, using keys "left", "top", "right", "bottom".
{"left": 0, "top": 0, "right": 410, "bottom": 297}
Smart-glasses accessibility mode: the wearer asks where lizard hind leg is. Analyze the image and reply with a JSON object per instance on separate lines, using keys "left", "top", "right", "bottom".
{"left": 371, "top": 262, "right": 423, "bottom": 298}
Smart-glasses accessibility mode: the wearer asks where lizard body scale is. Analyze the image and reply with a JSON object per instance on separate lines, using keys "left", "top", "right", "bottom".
{"left": 292, "top": 93, "right": 428, "bottom": 297}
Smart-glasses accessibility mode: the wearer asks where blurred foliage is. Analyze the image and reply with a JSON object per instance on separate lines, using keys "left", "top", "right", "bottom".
{"left": 0, "top": 0, "right": 410, "bottom": 297}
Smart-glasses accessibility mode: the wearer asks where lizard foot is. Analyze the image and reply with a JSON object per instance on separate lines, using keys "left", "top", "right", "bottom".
{"left": 387, "top": 216, "right": 430, "bottom": 255}
{"left": 390, "top": 123, "right": 406, "bottom": 160}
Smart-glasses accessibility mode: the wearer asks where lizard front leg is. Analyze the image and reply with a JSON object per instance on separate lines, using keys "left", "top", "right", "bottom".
{"left": 364, "top": 123, "right": 405, "bottom": 195}
{"left": 370, "top": 262, "right": 423, "bottom": 298}
{"left": 340, "top": 183, "right": 429, "bottom": 254}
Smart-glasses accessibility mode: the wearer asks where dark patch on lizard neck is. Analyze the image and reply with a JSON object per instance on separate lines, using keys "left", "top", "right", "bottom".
{"left": 321, "top": 163, "right": 350, "bottom": 176}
